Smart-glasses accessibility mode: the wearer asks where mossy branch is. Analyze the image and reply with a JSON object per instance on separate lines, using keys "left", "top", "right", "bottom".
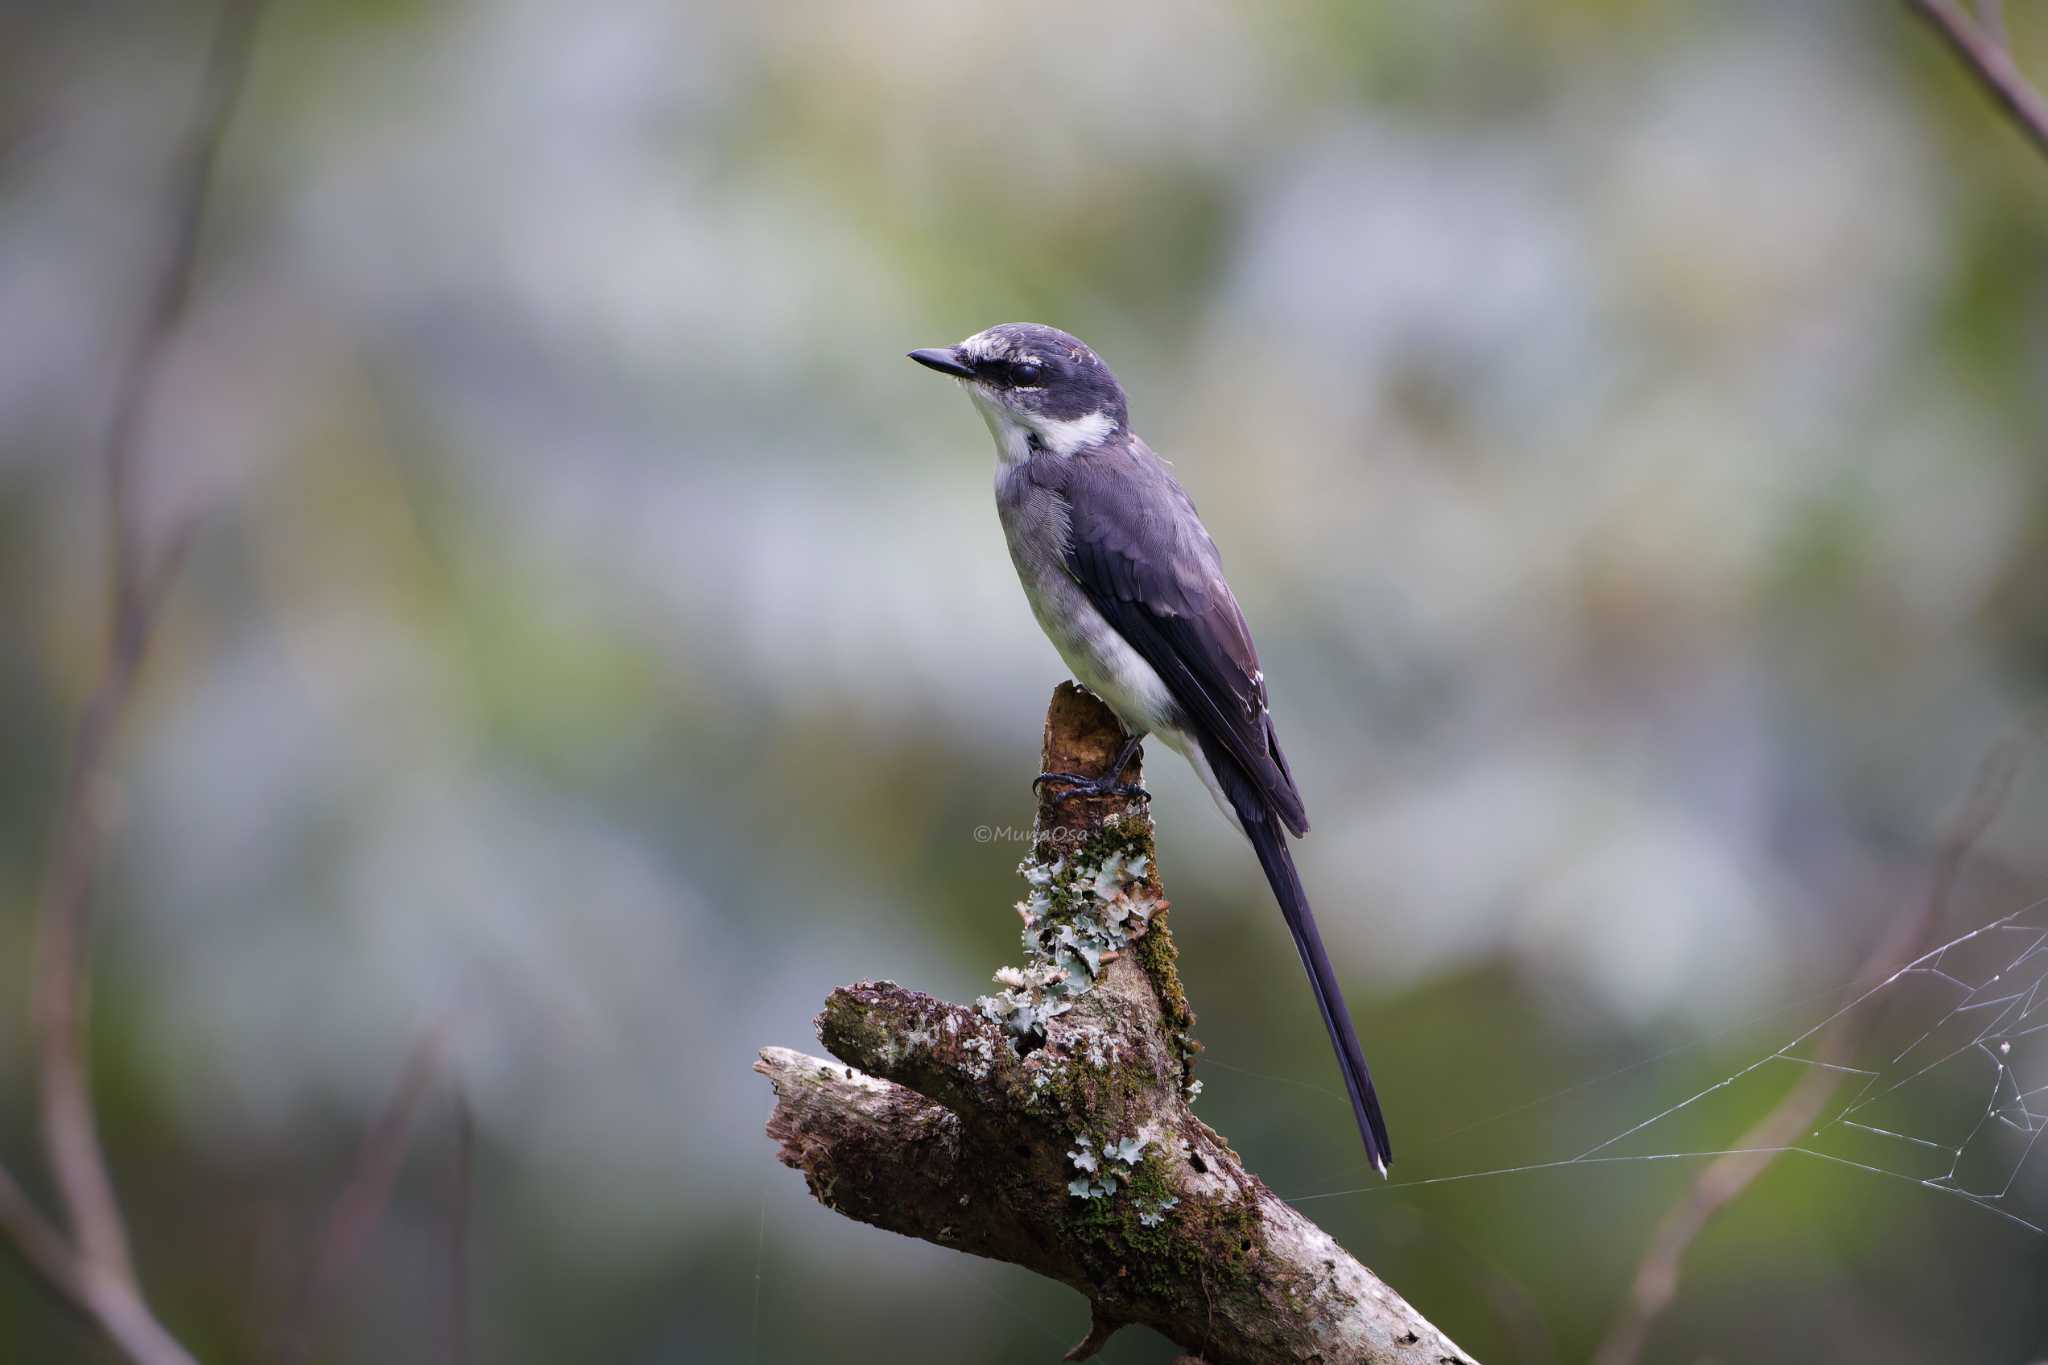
{"left": 755, "top": 683, "right": 1473, "bottom": 1364}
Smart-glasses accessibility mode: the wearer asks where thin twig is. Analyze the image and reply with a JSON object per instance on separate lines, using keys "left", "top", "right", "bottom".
{"left": 35, "top": 0, "right": 263, "bottom": 1281}
{"left": 446, "top": 1092, "right": 474, "bottom": 1365}
{"left": 1907, "top": 0, "right": 2048, "bottom": 160}
{"left": 1593, "top": 714, "right": 2045, "bottom": 1365}
{"left": 1978, "top": 0, "right": 2007, "bottom": 48}
{"left": 0, "top": 1162, "right": 199, "bottom": 1365}
{"left": 7, "top": 3, "right": 264, "bottom": 1363}
{"left": 103, "top": 0, "right": 264, "bottom": 645}
{"left": 284, "top": 1022, "right": 452, "bottom": 1365}
{"left": 31, "top": 523, "right": 193, "bottom": 1294}
{"left": 0, "top": 1162, "right": 92, "bottom": 1313}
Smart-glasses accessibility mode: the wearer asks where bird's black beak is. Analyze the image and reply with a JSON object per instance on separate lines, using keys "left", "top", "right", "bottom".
{"left": 908, "top": 347, "right": 976, "bottom": 379}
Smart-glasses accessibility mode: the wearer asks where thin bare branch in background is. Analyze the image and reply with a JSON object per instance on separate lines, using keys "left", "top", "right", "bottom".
{"left": 0, "top": 1163, "right": 199, "bottom": 1365}
{"left": 1592, "top": 713, "right": 2046, "bottom": 1365}
{"left": 102, "top": 0, "right": 264, "bottom": 644}
{"left": 446, "top": 1091, "right": 474, "bottom": 1365}
{"left": 0, "top": 1164, "right": 92, "bottom": 1319}
{"left": 1978, "top": 0, "right": 2007, "bottom": 46}
{"left": 1908, "top": 0, "right": 2048, "bottom": 159}
{"left": 284, "top": 1023, "right": 451, "bottom": 1365}
{"left": 0, "top": 3, "right": 265, "bottom": 1363}
{"left": 30, "top": 521, "right": 193, "bottom": 1296}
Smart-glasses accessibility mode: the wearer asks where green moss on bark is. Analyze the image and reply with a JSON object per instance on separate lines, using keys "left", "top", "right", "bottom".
{"left": 1061, "top": 1151, "right": 1266, "bottom": 1312}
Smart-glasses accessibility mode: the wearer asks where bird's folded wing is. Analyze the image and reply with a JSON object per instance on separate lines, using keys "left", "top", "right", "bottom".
{"left": 1046, "top": 439, "right": 1309, "bottom": 837}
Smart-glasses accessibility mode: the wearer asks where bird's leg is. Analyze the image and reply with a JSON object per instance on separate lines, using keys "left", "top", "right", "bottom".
{"left": 1033, "top": 731, "right": 1149, "bottom": 804}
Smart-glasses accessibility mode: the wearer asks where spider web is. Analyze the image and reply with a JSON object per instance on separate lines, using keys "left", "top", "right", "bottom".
{"left": 1287, "top": 895, "right": 2048, "bottom": 1235}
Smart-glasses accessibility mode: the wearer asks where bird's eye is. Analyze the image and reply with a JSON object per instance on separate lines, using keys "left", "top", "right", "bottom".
{"left": 1010, "top": 361, "right": 1043, "bottom": 387}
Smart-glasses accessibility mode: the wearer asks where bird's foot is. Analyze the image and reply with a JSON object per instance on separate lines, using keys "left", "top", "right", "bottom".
{"left": 1032, "top": 771, "right": 1151, "bottom": 804}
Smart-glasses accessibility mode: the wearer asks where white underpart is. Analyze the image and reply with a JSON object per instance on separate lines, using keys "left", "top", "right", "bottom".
{"left": 1051, "top": 597, "right": 1181, "bottom": 741}
{"left": 1053, "top": 610, "right": 1240, "bottom": 836}
{"left": 1156, "top": 725, "right": 1246, "bottom": 835}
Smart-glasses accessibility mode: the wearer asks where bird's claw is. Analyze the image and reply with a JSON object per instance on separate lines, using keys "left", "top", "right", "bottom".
{"left": 1032, "top": 771, "right": 1151, "bottom": 805}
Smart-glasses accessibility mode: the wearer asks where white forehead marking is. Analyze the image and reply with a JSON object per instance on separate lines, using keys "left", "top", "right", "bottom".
{"left": 959, "top": 329, "right": 1007, "bottom": 362}
{"left": 959, "top": 326, "right": 1097, "bottom": 369}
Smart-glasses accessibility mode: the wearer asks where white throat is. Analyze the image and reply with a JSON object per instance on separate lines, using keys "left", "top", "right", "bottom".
{"left": 970, "top": 389, "right": 1035, "bottom": 465}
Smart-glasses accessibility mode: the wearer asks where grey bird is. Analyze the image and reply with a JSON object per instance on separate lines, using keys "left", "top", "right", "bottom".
{"left": 909, "top": 322, "right": 1393, "bottom": 1176}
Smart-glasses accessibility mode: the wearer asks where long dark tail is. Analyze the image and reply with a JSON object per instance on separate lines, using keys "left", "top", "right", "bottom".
{"left": 1240, "top": 802, "right": 1393, "bottom": 1176}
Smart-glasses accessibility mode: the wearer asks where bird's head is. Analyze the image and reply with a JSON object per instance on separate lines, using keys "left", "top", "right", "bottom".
{"left": 909, "top": 323, "right": 1128, "bottom": 460}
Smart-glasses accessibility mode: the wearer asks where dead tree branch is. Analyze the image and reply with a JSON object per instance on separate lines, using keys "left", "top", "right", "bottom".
{"left": 1, "top": 3, "right": 265, "bottom": 1362}
{"left": 1593, "top": 712, "right": 2044, "bottom": 1365}
{"left": 1908, "top": 0, "right": 2048, "bottom": 160}
{"left": 756, "top": 684, "right": 1472, "bottom": 1365}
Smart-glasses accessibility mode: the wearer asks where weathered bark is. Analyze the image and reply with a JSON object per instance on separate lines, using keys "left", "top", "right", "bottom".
{"left": 756, "top": 683, "right": 1473, "bottom": 1364}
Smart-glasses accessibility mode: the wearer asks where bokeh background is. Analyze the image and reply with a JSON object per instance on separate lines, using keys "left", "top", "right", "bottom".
{"left": 6, "top": 1, "right": 2048, "bottom": 1361}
